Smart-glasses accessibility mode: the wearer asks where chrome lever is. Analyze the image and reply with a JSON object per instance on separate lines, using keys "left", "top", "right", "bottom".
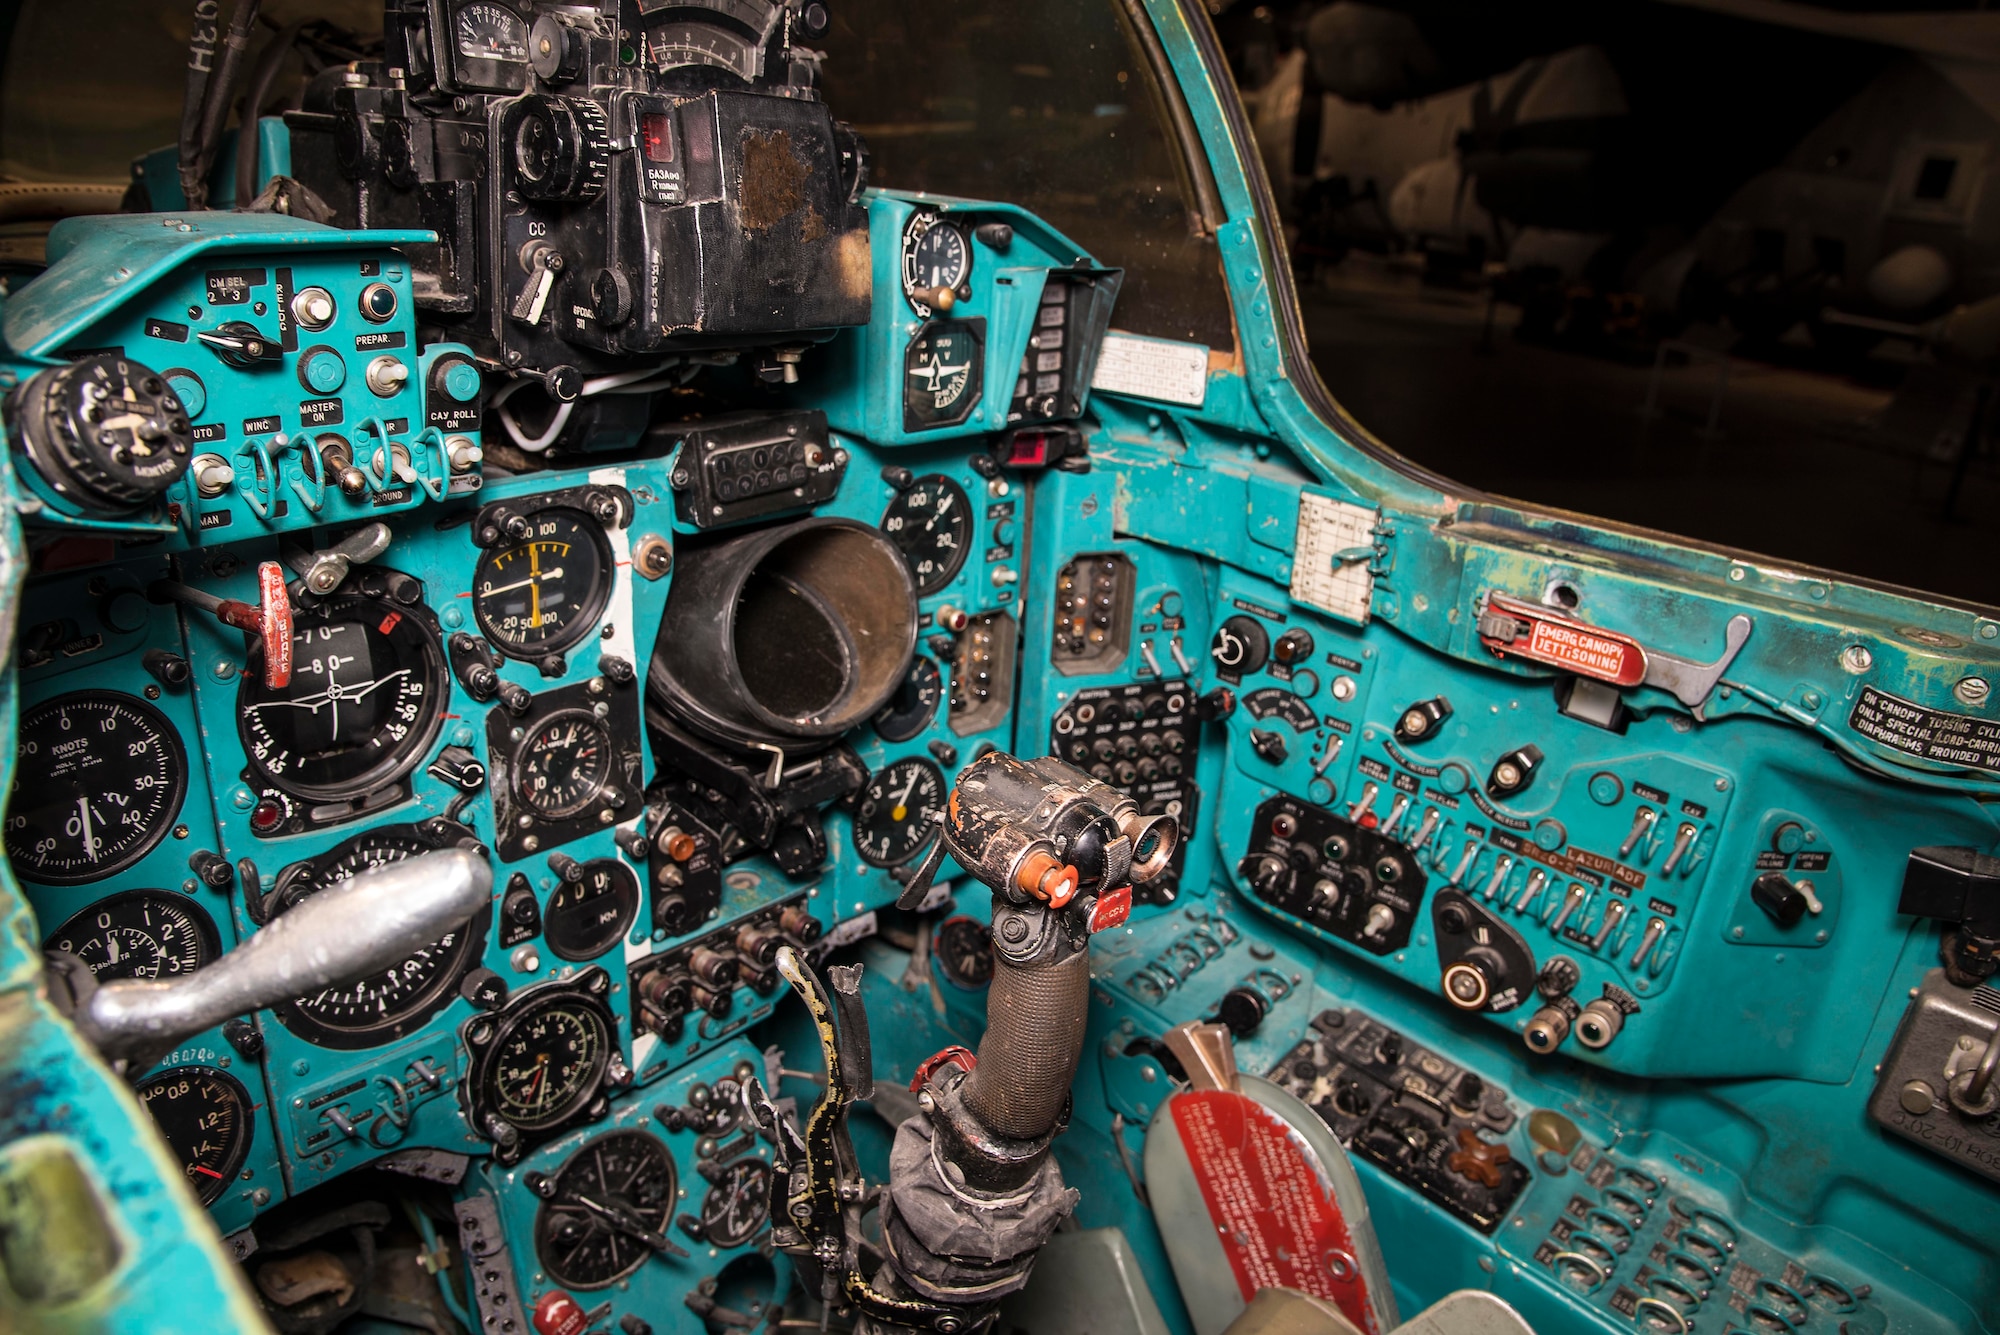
{"left": 50, "top": 847, "right": 491, "bottom": 1072}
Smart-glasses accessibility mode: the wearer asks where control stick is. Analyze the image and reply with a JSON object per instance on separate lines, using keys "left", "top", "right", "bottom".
{"left": 748, "top": 753, "right": 1177, "bottom": 1334}
{"left": 46, "top": 847, "right": 492, "bottom": 1073}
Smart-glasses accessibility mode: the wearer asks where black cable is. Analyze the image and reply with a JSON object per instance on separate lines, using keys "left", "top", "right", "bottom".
{"left": 187, "top": 0, "right": 263, "bottom": 209}
{"left": 176, "top": 0, "right": 221, "bottom": 208}
{"left": 236, "top": 21, "right": 305, "bottom": 208}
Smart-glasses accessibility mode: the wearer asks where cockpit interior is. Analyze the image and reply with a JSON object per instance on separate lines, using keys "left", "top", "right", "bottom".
{"left": 0, "top": 5, "right": 1997, "bottom": 1335}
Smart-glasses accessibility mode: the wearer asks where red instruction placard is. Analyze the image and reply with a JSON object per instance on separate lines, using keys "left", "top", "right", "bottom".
{"left": 1170, "top": 1090, "right": 1383, "bottom": 1335}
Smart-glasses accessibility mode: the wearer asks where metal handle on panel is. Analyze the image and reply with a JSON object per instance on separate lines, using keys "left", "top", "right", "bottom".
{"left": 62, "top": 847, "right": 491, "bottom": 1069}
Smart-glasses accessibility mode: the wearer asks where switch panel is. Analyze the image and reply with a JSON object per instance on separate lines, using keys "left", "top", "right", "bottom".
{"left": 1051, "top": 551, "right": 1135, "bottom": 674}
{"left": 1267, "top": 1008, "right": 1528, "bottom": 1233}
{"left": 1237, "top": 795, "right": 1428, "bottom": 955}
{"left": 1050, "top": 679, "right": 1200, "bottom": 900}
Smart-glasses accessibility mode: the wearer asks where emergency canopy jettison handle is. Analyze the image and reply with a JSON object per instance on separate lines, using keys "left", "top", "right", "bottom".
{"left": 60, "top": 847, "right": 491, "bottom": 1069}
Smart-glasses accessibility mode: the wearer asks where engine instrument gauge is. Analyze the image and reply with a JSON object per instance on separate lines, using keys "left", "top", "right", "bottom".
{"left": 10, "top": 691, "right": 187, "bottom": 885}
{"left": 45, "top": 890, "right": 220, "bottom": 982}
{"left": 934, "top": 915, "right": 995, "bottom": 990}
{"left": 134, "top": 1066, "right": 254, "bottom": 1206}
{"left": 643, "top": 0, "right": 782, "bottom": 81}
{"left": 456, "top": 0, "right": 528, "bottom": 62}
{"left": 472, "top": 507, "right": 614, "bottom": 657}
{"left": 699, "top": 1158, "right": 771, "bottom": 1248}
{"left": 476, "top": 990, "right": 614, "bottom": 1136}
{"left": 533, "top": 1129, "right": 678, "bottom": 1289}
{"left": 514, "top": 710, "right": 615, "bottom": 819}
{"left": 873, "top": 656, "right": 943, "bottom": 743}
{"left": 902, "top": 322, "right": 984, "bottom": 433}
{"left": 880, "top": 475, "right": 972, "bottom": 595}
{"left": 269, "top": 824, "right": 486, "bottom": 1049}
{"left": 545, "top": 859, "right": 641, "bottom": 962}
{"left": 901, "top": 212, "right": 971, "bottom": 317}
{"left": 852, "top": 756, "right": 946, "bottom": 868}
{"left": 238, "top": 588, "right": 446, "bottom": 803}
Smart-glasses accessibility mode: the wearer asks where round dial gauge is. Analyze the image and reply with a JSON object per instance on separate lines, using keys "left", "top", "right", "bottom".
{"left": 135, "top": 1066, "right": 254, "bottom": 1206}
{"left": 873, "top": 657, "right": 943, "bottom": 744}
{"left": 46, "top": 890, "right": 220, "bottom": 982}
{"left": 934, "top": 915, "right": 995, "bottom": 990}
{"left": 456, "top": 1, "right": 528, "bottom": 60}
{"left": 514, "top": 710, "right": 615, "bottom": 819}
{"left": 533, "top": 1129, "right": 678, "bottom": 1289}
{"left": 9, "top": 691, "right": 187, "bottom": 885}
{"left": 545, "top": 859, "right": 641, "bottom": 962}
{"left": 852, "top": 757, "right": 946, "bottom": 868}
{"left": 482, "top": 995, "right": 613, "bottom": 1133}
{"left": 699, "top": 1158, "right": 772, "bottom": 1249}
{"left": 238, "top": 590, "right": 446, "bottom": 802}
{"left": 472, "top": 508, "right": 613, "bottom": 657}
{"left": 902, "top": 323, "right": 983, "bottom": 431}
{"left": 880, "top": 475, "right": 971, "bottom": 595}
{"left": 901, "top": 213, "right": 970, "bottom": 317}
{"left": 269, "top": 826, "right": 486, "bottom": 1049}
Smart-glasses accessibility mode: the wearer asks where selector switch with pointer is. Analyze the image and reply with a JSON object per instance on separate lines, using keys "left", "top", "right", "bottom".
{"left": 1210, "top": 615, "right": 1270, "bottom": 676}
{"left": 1395, "top": 695, "right": 1453, "bottom": 744}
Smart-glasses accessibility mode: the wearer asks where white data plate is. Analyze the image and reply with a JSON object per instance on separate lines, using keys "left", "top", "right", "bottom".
{"left": 1290, "top": 491, "right": 1377, "bottom": 625}
{"left": 1091, "top": 331, "right": 1209, "bottom": 408}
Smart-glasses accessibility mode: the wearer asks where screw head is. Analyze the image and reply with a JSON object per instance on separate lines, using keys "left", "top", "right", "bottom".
{"left": 1956, "top": 676, "right": 1990, "bottom": 707}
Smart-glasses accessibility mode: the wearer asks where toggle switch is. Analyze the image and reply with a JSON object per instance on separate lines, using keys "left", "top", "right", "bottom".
{"left": 1483, "top": 855, "right": 1515, "bottom": 902}
{"left": 1661, "top": 823, "right": 1699, "bottom": 877}
{"left": 1591, "top": 899, "right": 1628, "bottom": 951}
{"left": 1619, "top": 807, "right": 1659, "bottom": 860}
{"left": 1513, "top": 867, "right": 1549, "bottom": 914}
{"left": 1548, "top": 882, "right": 1590, "bottom": 935}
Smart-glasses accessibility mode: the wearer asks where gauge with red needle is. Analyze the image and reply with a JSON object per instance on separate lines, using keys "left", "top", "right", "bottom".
{"left": 134, "top": 1066, "right": 254, "bottom": 1206}
{"left": 484, "top": 995, "right": 612, "bottom": 1134}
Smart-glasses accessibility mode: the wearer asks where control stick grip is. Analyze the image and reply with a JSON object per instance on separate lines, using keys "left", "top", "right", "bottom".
{"left": 71, "top": 847, "right": 491, "bottom": 1067}
{"left": 961, "top": 948, "right": 1092, "bottom": 1141}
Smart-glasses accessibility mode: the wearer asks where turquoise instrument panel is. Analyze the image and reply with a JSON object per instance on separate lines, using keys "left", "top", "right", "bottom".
{"left": 0, "top": 3, "right": 1996, "bottom": 1334}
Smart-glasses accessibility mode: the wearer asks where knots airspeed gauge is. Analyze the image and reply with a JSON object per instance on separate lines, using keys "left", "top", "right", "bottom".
{"left": 10, "top": 691, "right": 187, "bottom": 884}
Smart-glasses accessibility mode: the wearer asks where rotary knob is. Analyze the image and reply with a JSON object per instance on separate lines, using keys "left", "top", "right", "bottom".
{"left": 6, "top": 355, "right": 193, "bottom": 512}
{"left": 505, "top": 94, "right": 610, "bottom": 202}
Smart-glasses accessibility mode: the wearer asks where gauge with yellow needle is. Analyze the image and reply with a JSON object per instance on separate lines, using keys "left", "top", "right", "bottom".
{"left": 852, "top": 756, "right": 947, "bottom": 867}
{"left": 471, "top": 506, "right": 614, "bottom": 658}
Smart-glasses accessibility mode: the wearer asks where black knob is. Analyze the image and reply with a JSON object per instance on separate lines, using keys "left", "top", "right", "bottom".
{"left": 142, "top": 649, "right": 191, "bottom": 687}
{"left": 1250, "top": 728, "right": 1288, "bottom": 765}
{"left": 1210, "top": 615, "right": 1270, "bottom": 675}
{"left": 779, "top": 905, "right": 824, "bottom": 943}
{"left": 1487, "top": 745, "right": 1544, "bottom": 798}
{"left": 1395, "top": 696, "right": 1454, "bottom": 744}
{"left": 505, "top": 94, "right": 610, "bottom": 201}
{"left": 528, "top": 13, "right": 588, "bottom": 83}
{"left": 498, "top": 682, "right": 533, "bottom": 715}
{"left": 188, "top": 850, "right": 234, "bottom": 890}
{"left": 7, "top": 356, "right": 193, "bottom": 512}
{"left": 1751, "top": 871, "right": 1808, "bottom": 928}
{"left": 1217, "top": 986, "right": 1270, "bottom": 1038}
{"left": 547, "top": 852, "right": 584, "bottom": 882}
{"left": 222, "top": 1016, "right": 264, "bottom": 1060}
{"left": 598, "top": 654, "right": 635, "bottom": 684}
{"left": 1456, "top": 1073, "right": 1485, "bottom": 1107}
{"left": 460, "top": 968, "right": 508, "bottom": 1010}
{"left": 1272, "top": 627, "right": 1316, "bottom": 666}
